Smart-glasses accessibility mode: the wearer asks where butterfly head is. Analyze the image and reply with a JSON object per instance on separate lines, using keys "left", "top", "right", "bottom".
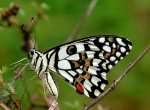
{"left": 28, "top": 48, "right": 36, "bottom": 59}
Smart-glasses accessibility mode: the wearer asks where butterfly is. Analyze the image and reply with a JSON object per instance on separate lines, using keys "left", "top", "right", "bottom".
{"left": 28, "top": 35, "right": 132, "bottom": 98}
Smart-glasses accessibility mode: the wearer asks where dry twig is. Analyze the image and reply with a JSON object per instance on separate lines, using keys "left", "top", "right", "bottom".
{"left": 67, "top": 0, "right": 98, "bottom": 42}
{"left": 84, "top": 44, "right": 150, "bottom": 110}
{"left": 0, "top": 102, "right": 10, "bottom": 110}
{"left": 0, "top": 4, "right": 19, "bottom": 26}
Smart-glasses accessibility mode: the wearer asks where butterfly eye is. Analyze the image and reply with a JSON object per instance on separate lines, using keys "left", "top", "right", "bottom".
{"left": 67, "top": 45, "right": 77, "bottom": 55}
{"left": 28, "top": 49, "right": 35, "bottom": 59}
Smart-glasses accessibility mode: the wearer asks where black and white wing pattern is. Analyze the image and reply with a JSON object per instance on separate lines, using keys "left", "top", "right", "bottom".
{"left": 45, "top": 35, "right": 132, "bottom": 98}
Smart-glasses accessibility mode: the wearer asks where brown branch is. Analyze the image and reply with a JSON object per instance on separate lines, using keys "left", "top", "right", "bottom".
{"left": 0, "top": 102, "right": 10, "bottom": 110}
{"left": 0, "top": 4, "right": 20, "bottom": 27}
{"left": 29, "top": 103, "right": 49, "bottom": 109}
{"left": 84, "top": 44, "right": 150, "bottom": 110}
{"left": 67, "top": 0, "right": 98, "bottom": 42}
{"left": 48, "top": 98, "right": 60, "bottom": 110}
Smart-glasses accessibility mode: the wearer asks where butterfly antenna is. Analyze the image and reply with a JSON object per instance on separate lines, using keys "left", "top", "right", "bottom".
{"left": 31, "top": 17, "right": 37, "bottom": 49}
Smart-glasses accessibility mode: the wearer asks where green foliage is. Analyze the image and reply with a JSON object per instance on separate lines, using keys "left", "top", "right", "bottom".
{"left": 0, "top": 0, "right": 150, "bottom": 110}
{"left": 0, "top": 66, "right": 15, "bottom": 102}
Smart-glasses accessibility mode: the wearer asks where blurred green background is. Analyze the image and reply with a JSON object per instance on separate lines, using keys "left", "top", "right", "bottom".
{"left": 0, "top": 0, "right": 150, "bottom": 110}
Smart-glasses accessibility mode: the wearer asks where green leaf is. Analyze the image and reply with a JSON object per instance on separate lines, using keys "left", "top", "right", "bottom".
{"left": 7, "top": 82, "right": 16, "bottom": 94}
{"left": 40, "top": 3, "right": 50, "bottom": 10}
{"left": 1, "top": 66, "right": 9, "bottom": 75}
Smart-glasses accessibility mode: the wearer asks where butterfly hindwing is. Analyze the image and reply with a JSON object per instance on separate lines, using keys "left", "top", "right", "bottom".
{"left": 49, "top": 35, "right": 132, "bottom": 98}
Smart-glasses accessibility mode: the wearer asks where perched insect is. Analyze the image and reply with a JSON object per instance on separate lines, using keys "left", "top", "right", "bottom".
{"left": 28, "top": 35, "right": 132, "bottom": 98}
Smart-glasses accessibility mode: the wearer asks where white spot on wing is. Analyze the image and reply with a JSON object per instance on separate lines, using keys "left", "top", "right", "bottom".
{"left": 112, "top": 43, "right": 116, "bottom": 48}
{"left": 103, "top": 46, "right": 111, "bottom": 52}
{"left": 86, "top": 51, "right": 95, "bottom": 59}
{"left": 105, "top": 42, "right": 109, "bottom": 45}
{"left": 76, "top": 69, "right": 83, "bottom": 74}
{"left": 68, "top": 70, "right": 77, "bottom": 76}
{"left": 58, "top": 60, "right": 71, "bottom": 69}
{"left": 106, "top": 60, "right": 109, "bottom": 64}
{"left": 88, "top": 45, "right": 99, "bottom": 51}
{"left": 92, "top": 59, "right": 101, "bottom": 67}
{"left": 76, "top": 44, "right": 85, "bottom": 52}
{"left": 101, "top": 83, "right": 106, "bottom": 90}
{"left": 116, "top": 52, "right": 121, "bottom": 57}
{"left": 91, "top": 76, "right": 101, "bottom": 86}
{"left": 83, "top": 88, "right": 89, "bottom": 97}
{"left": 99, "top": 53, "right": 104, "bottom": 59}
{"left": 66, "top": 54, "right": 80, "bottom": 60}
{"left": 88, "top": 66, "right": 100, "bottom": 75}
{"left": 58, "top": 46, "right": 68, "bottom": 60}
{"left": 108, "top": 65, "right": 113, "bottom": 69}
{"left": 58, "top": 70, "right": 73, "bottom": 83}
{"left": 120, "top": 47, "right": 126, "bottom": 53}
{"left": 110, "top": 56, "right": 116, "bottom": 61}
{"left": 120, "top": 57, "right": 123, "bottom": 59}
{"left": 94, "top": 89, "right": 100, "bottom": 97}
{"left": 128, "top": 44, "right": 132, "bottom": 50}
{"left": 99, "top": 37, "right": 105, "bottom": 43}
{"left": 116, "top": 38, "right": 126, "bottom": 46}
{"left": 101, "top": 72, "right": 107, "bottom": 80}
{"left": 102, "top": 62, "right": 107, "bottom": 70}
{"left": 115, "top": 60, "right": 118, "bottom": 64}
{"left": 87, "top": 41, "right": 94, "bottom": 45}
{"left": 84, "top": 80, "right": 92, "bottom": 92}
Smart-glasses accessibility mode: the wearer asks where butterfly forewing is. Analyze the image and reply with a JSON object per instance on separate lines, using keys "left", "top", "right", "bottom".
{"left": 47, "top": 35, "right": 132, "bottom": 98}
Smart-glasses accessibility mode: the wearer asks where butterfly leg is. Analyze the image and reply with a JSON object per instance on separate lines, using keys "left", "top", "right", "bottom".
{"left": 10, "top": 58, "right": 28, "bottom": 66}
{"left": 44, "top": 71, "right": 59, "bottom": 98}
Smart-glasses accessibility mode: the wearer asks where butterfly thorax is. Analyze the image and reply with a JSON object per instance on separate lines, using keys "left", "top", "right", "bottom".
{"left": 28, "top": 48, "right": 46, "bottom": 75}
{"left": 28, "top": 48, "right": 57, "bottom": 75}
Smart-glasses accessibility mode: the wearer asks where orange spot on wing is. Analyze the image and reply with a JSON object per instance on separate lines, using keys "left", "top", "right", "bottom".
{"left": 108, "top": 37, "right": 114, "bottom": 42}
{"left": 112, "top": 48, "right": 117, "bottom": 54}
{"left": 81, "top": 52, "right": 85, "bottom": 59}
{"left": 85, "top": 59, "right": 91, "bottom": 67}
{"left": 72, "top": 61, "right": 80, "bottom": 68}
{"left": 85, "top": 73, "right": 91, "bottom": 79}
{"left": 75, "top": 82, "right": 84, "bottom": 94}
{"left": 76, "top": 75, "right": 83, "bottom": 82}
{"left": 83, "top": 66, "right": 88, "bottom": 71}
{"left": 104, "top": 53, "right": 111, "bottom": 59}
